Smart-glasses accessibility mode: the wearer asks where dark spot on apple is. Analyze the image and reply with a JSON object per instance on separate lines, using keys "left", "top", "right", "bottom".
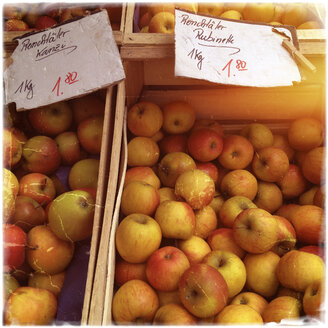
{"left": 51, "top": 107, "right": 60, "bottom": 115}
{"left": 164, "top": 253, "right": 171, "bottom": 260}
{"left": 210, "top": 141, "right": 217, "bottom": 149}
{"left": 311, "top": 288, "right": 318, "bottom": 296}
{"left": 174, "top": 120, "right": 180, "bottom": 126}
{"left": 217, "top": 257, "right": 226, "bottom": 267}
{"left": 240, "top": 297, "right": 247, "bottom": 305}
{"left": 245, "top": 220, "right": 252, "bottom": 230}
{"left": 239, "top": 202, "right": 250, "bottom": 210}
{"left": 135, "top": 216, "right": 148, "bottom": 225}
{"left": 40, "top": 178, "right": 48, "bottom": 191}
{"left": 137, "top": 106, "right": 145, "bottom": 117}
{"left": 80, "top": 199, "right": 88, "bottom": 208}
{"left": 232, "top": 151, "right": 238, "bottom": 158}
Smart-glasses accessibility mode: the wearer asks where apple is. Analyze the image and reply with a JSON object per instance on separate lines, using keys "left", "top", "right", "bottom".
{"left": 157, "top": 290, "right": 181, "bottom": 306}
{"left": 243, "top": 251, "right": 280, "bottom": 298}
{"left": 252, "top": 146, "right": 289, "bottom": 182}
{"left": 262, "top": 296, "right": 302, "bottom": 323}
{"left": 157, "top": 152, "right": 196, "bottom": 187}
{"left": 3, "top": 273, "right": 20, "bottom": 302}
{"left": 290, "top": 205, "right": 324, "bottom": 245}
{"left": 299, "top": 185, "right": 319, "bottom": 205}
{"left": 158, "top": 187, "right": 177, "bottom": 203}
{"left": 26, "top": 225, "right": 74, "bottom": 274}
{"left": 10, "top": 260, "right": 33, "bottom": 286}
{"left": 178, "top": 235, "right": 211, "bottom": 265}
{"left": 272, "top": 4, "right": 285, "bottom": 22}
{"left": 218, "top": 134, "right": 254, "bottom": 170}
{"left": 115, "top": 213, "right": 162, "bottom": 263}
{"left": 176, "top": 3, "right": 198, "bottom": 13}
{"left": 276, "top": 250, "right": 325, "bottom": 291}
{"left": 127, "top": 136, "right": 160, "bottom": 167}
{"left": 240, "top": 122, "right": 274, "bottom": 150}
{"left": 159, "top": 134, "right": 188, "bottom": 155}
{"left": 4, "top": 286, "right": 57, "bottom": 325}
{"left": 242, "top": 3, "right": 275, "bottom": 23}
{"left": 127, "top": 101, "right": 163, "bottom": 137}
{"left": 276, "top": 286, "right": 303, "bottom": 302}
{"left": 207, "top": 228, "right": 246, "bottom": 259}
{"left": 151, "top": 130, "right": 164, "bottom": 142}
{"left": 203, "top": 250, "right": 246, "bottom": 298}
{"left": 303, "top": 279, "right": 325, "bottom": 317}
{"left": 298, "top": 245, "right": 325, "bottom": 261}
{"left": 214, "top": 304, "right": 263, "bottom": 324}
{"left": 302, "top": 146, "right": 325, "bottom": 185}
{"left": 3, "top": 223, "right": 27, "bottom": 273}
{"left": 220, "top": 169, "right": 258, "bottom": 200}
{"left": 198, "top": 3, "right": 225, "bottom": 17}
{"left": 11, "top": 195, "right": 47, "bottom": 231}
{"left": 146, "top": 246, "right": 190, "bottom": 292}
{"left": 112, "top": 279, "right": 159, "bottom": 324}
{"left": 219, "top": 195, "right": 257, "bottom": 228}
{"left": 191, "top": 119, "right": 224, "bottom": 138}
{"left": 230, "top": 292, "right": 268, "bottom": 315}
{"left": 272, "top": 134, "right": 295, "bottom": 161}
{"left": 28, "top": 101, "right": 73, "bottom": 136}
{"left": 194, "top": 205, "right": 218, "bottom": 239}
{"left": 149, "top": 11, "right": 175, "bottom": 33}
{"left": 35, "top": 15, "right": 58, "bottom": 29}
{"left": 179, "top": 263, "right": 228, "bottom": 318}
{"left": 48, "top": 190, "right": 95, "bottom": 242}
{"left": 55, "top": 131, "right": 81, "bottom": 166}
{"left": 19, "top": 173, "right": 56, "bottom": 206}
{"left": 196, "top": 162, "right": 219, "bottom": 185}
{"left": 232, "top": 208, "right": 279, "bottom": 254}
{"left": 3, "top": 168, "right": 19, "bottom": 196}
{"left": 208, "top": 191, "right": 225, "bottom": 218}
{"left": 115, "top": 258, "right": 147, "bottom": 287}
{"left": 220, "top": 9, "right": 243, "bottom": 20}
{"left": 147, "top": 3, "right": 175, "bottom": 16}
{"left": 175, "top": 169, "right": 215, "bottom": 210}
{"left": 162, "top": 101, "right": 195, "bottom": 134}
{"left": 154, "top": 200, "right": 196, "bottom": 239}
{"left": 4, "top": 18, "right": 30, "bottom": 31}
{"left": 3, "top": 128, "right": 22, "bottom": 168}
{"left": 22, "top": 135, "right": 61, "bottom": 175}
{"left": 187, "top": 128, "right": 223, "bottom": 162}
{"left": 139, "top": 11, "right": 152, "bottom": 29}
{"left": 153, "top": 303, "right": 197, "bottom": 325}
{"left": 287, "top": 117, "right": 323, "bottom": 151}
{"left": 124, "top": 166, "right": 161, "bottom": 189}
{"left": 254, "top": 181, "right": 283, "bottom": 213}
{"left": 313, "top": 185, "right": 325, "bottom": 208}
{"left": 275, "top": 203, "right": 301, "bottom": 222}
{"left": 3, "top": 187, "right": 16, "bottom": 223}
{"left": 50, "top": 173, "right": 69, "bottom": 196}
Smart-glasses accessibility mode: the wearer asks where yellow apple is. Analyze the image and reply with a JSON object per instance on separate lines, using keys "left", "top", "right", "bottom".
{"left": 153, "top": 303, "right": 197, "bottom": 324}
{"left": 178, "top": 235, "right": 211, "bottom": 264}
{"left": 230, "top": 292, "right": 268, "bottom": 315}
{"left": 254, "top": 181, "right": 283, "bottom": 213}
{"left": 240, "top": 122, "right": 274, "bottom": 150}
{"left": 149, "top": 11, "right": 175, "bottom": 33}
{"left": 214, "top": 304, "right": 263, "bottom": 324}
{"left": 194, "top": 205, "right": 218, "bottom": 239}
{"left": 243, "top": 3, "right": 275, "bottom": 23}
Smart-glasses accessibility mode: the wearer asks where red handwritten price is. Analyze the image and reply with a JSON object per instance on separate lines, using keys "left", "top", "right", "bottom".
{"left": 51, "top": 71, "right": 79, "bottom": 96}
{"left": 222, "top": 59, "right": 248, "bottom": 78}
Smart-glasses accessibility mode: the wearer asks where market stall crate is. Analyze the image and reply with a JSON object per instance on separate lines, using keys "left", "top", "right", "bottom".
{"left": 99, "top": 55, "right": 326, "bottom": 325}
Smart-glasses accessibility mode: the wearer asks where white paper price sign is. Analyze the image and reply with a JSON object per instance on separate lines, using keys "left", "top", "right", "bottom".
{"left": 4, "top": 10, "right": 125, "bottom": 111}
{"left": 175, "top": 9, "right": 301, "bottom": 87}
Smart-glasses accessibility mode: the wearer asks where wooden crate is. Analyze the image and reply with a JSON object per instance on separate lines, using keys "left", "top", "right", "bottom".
{"left": 121, "top": 2, "right": 326, "bottom": 59}
{"left": 99, "top": 55, "right": 325, "bottom": 325}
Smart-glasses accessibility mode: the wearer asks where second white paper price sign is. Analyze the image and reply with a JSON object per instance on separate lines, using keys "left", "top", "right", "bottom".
{"left": 175, "top": 9, "right": 301, "bottom": 87}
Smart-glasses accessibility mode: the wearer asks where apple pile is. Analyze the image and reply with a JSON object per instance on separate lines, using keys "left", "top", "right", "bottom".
{"left": 137, "top": 2, "right": 323, "bottom": 33}
{"left": 112, "top": 99, "right": 325, "bottom": 325}
{"left": 2, "top": 92, "right": 105, "bottom": 325}
{"left": 3, "top": 3, "right": 122, "bottom": 32}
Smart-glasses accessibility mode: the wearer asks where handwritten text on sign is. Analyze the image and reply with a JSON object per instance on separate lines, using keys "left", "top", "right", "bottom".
{"left": 174, "top": 9, "right": 301, "bottom": 87}
{"left": 4, "top": 10, "right": 125, "bottom": 111}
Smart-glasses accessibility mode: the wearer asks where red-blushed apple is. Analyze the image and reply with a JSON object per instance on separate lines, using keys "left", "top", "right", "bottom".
{"left": 287, "top": 117, "right": 323, "bottom": 151}
{"left": 127, "top": 101, "right": 163, "bottom": 137}
{"left": 175, "top": 169, "right": 215, "bottom": 210}
{"left": 203, "top": 250, "right": 246, "bottom": 298}
{"left": 302, "top": 146, "right": 325, "bottom": 185}
{"left": 124, "top": 166, "right": 161, "bottom": 189}
{"left": 3, "top": 187, "right": 16, "bottom": 223}
{"left": 191, "top": 118, "right": 224, "bottom": 138}
{"left": 162, "top": 101, "right": 195, "bottom": 134}
{"left": 4, "top": 286, "right": 57, "bottom": 325}
{"left": 11, "top": 195, "right": 47, "bottom": 231}
{"left": 187, "top": 128, "right": 223, "bottom": 162}
{"left": 146, "top": 246, "right": 190, "bottom": 292}
{"left": 218, "top": 134, "right": 254, "bottom": 170}
{"left": 290, "top": 205, "right": 324, "bottom": 245}
{"left": 22, "top": 135, "right": 61, "bottom": 175}
{"left": 55, "top": 131, "right": 81, "bottom": 166}
{"left": 35, "top": 15, "right": 57, "bottom": 29}
{"left": 303, "top": 279, "right": 325, "bottom": 317}
{"left": 230, "top": 292, "right": 268, "bottom": 315}
{"left": 120, "top": 181, "right": 160, "bottom": 216}
{"left": 254, "top": 181, "right": 283, "bottom": 213}
{"left": 112, "top": 279, "right": 159, "bottom": 324}
{"left": 127, "top": 136, "right": 160, "bottom": 167}
{"left": 115, "top": 214, "right": 162, "bottom": 263}
{"left": 3, "top": 128, "right": 22, "bottom": 168}
{"left": 243, "top": 251, "right": 280, "bottom": 298}
{"left": 3, "top": 168, "right": 19, "bottom": 196}
{"left": 252, "top": 146, "right": 289, "bottom": 182}
{"left": 220, "top": 169, "right": 258, "bottom": 200}
{"left": 240, "top": 122, "right": 274, "bottom": 150}
{"left": 214, "top": 304, "right": 263, "bottom": 324}
{"left": 207, "top": 228, "right": 246, "bottom": 259}
{"left": 232, "top": 208, "right": 279, "bottom": 254}
{"left": 262, "top": 296, "right": 302, "bottom": 323}
{"left": 48, "top": 190, "right": 95, "bottom": 242}
{"left": 154, "top": 200, "right": 196, "bottom": 239}
{"left": 3, "top": 223, "right": 27, "bottom": 273}
{"left": 179, "top": 263, "right": 228, "bottom": 318}
{"left": 298, "top": 245, "right": 325, "bottom": 261}
{"left": 115, "top": 258, "right": 147, "bottom": 287}
{"left": 19, "top": 173, "right": 56, "bottom": 206}
{"left": 26, "top": 225, "right": 74, "bottom": 274}
{"left": 68, "top": 158, "right": 99, "bottom": 190}
{"left": 153, "top": 303, "right": 197, "bottom": 325}
{"left": 178, "top": 235, "right": 211, "bottom": 265}
{"left": 196, "top": 161, "right": 219, "bottom": 185}
{"left": 219, "top": 195, "right": 257, "bottom": 228}
{"left": 276, "top": 250, "right": 325, "bottom": 291}
{"left": 194, "top": 205, "right": 218, "bottom": 239}
{"left": 157, "top": 152, "right": 196, "bottom": 187}
{"left": 157, "top": 290, "right": 181, "bottom": 306}
{"left": 159, "top": 133, "right": 188, "bottom": 155}
{"left": 272, "top": 133, "right": 295, "bottom": 161}
{"left": 275, "top": 203, "right": 301, "bottom": 222}
{"left": 271, "top": 215, "right": 297, "bottom": 256}
{"left": 77, "top": 115, "right": 103, "bottom": 154}
{"left": 28, "top": 101, "right": 73, "bottom": 136}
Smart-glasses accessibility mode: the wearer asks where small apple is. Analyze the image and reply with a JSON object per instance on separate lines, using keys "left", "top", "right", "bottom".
{"left": 208, "top": 191, "right": 225, "bottom": 218}
{"left": 153, "top": 303, "right": 197, "bottom": 325}
{"left": 313, "top": 185, "right": 325, "bottom": 208}
{"left": 194, "top": 205, "right": 218, "bottom": 239}
{"left": 3, "top": 168, "right": 19, "bottom": 197}
{"left": 124, "top": 166, "right": 161, "bottom": 189}
{"left": 196, "top": 162, "right": 219, "bottom": 185}
{"left": 272, "top": 134, "right": 295, "bottom": 161}
{"left": 3, "top": 187, "right": 16, "bottom": 223}
{"left": 159, "top": 133, "right": 188, "bottom": 155}
{"left": 158, "top": 187, "right": 177, "bottom": 203}
{"left": 302, "top": 146, "right": 325, "bottom": 185}
{"left": 35, "top": 15, "right": 57, "bottom": 29}
{"left": 55, "top": 131, "right": 81, "bottom": 166}
{"left": 303, "top": 279, "right": 325, "bottom": 317}
{"left": 230, "top": 292, "right": 268, "bottom": 315}
{"left": 115, "top": 258, "right": 147, "bottom": 287}
{"left": 3, "top": 128, "right": 22, "bottom": 168}
{"left": 149, "top": 12, "right": 175, "bottom": 34}
{"left": 3, "top": 273, "right": 20, "bottom": 302}
{"left": 178, "top": 235, "right": 211, "bottom": 265}
{"left": 253, "top": 181, "right": 283, "bottom": 213}
{"left": 240, "top": 122, "right": 274, "bottom": 150}
{"left": 275, "top": 203, "right": 301, "bottom": 222}
{"left": 214, "top": 304, "right": 263, "bottom": 324}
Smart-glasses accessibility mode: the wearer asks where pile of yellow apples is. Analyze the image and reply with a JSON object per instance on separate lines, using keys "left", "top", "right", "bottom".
{"left": 112, "top": 99, "right": 325, "bottom": 325}
{"left": 137, "top": 2, "right": 323, "bottom": 33}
